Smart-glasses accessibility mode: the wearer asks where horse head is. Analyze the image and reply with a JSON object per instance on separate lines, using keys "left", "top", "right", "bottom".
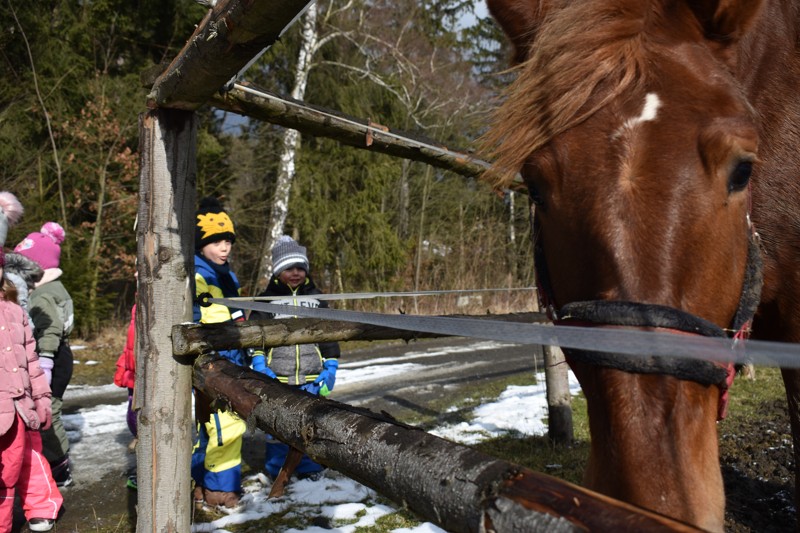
{"left": 485, "top": 0, "right": 768, "bottom": 530}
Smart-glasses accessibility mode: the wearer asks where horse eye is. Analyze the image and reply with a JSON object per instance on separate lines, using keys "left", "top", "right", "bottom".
{"left": 728, "top": 160, "right": 752, "bottom": 193}
{"left": 528, "top": 185, "right": 545, "bottom": 207}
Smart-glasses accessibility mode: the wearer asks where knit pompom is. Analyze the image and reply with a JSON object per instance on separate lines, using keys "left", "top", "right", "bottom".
{"left": 0, "top": 192, "right": 24, "bottom": 227}
{"left": 40, "top": 221, "right": 66, "bottom": 244}
{"left": 0, "top": 191, "right": 23, "bottom": 249}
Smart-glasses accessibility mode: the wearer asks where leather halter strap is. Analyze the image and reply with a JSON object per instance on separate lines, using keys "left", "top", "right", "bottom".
{"left": 532, "top": 214, "right": 764, "bottom": 392}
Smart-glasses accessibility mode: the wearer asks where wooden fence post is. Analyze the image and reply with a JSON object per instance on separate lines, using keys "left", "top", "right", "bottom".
{"left": 136, "top": 108, "right": 197, "bottom": 532}
{"left": 527, "top": 202, "right": 574, "bottom": 443}
{"left": 544, "top": 346, "right": 574, "bottom": 443}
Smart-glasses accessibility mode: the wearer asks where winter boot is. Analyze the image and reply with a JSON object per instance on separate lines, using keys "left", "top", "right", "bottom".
{"left": 50, "top": 455, "right": 73, "bottom": 488}
{"left": 27, "top": 518, "right": 55, "bottom": 532}
{"left": 193, "top": 485, "right": 206, "bottom": 510}
{"left": 203, "top": 489, "right": 242, "bottom": 513}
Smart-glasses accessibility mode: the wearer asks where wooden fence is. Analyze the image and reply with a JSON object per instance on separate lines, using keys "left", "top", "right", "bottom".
{"left": 174, "top": 322, "right": 703, "bottom": 532}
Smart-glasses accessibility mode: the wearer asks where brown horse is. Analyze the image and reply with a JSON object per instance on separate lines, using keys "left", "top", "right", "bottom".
{"left": 484, "top": 0, "right": 800, "bottom": 530}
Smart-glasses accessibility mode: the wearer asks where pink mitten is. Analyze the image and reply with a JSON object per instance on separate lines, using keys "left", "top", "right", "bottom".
{"left": 35, "top": 396, "right": 52, "bottom": 431}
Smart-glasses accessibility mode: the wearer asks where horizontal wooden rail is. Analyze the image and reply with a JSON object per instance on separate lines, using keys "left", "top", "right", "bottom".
{"left": 171, "top": 312, "right": 549, "bottom": 357}
{"left": 193, "top": 354, "right": 702, "bottom": 532}
{"left": 211, "top": 84, "right": 493, "bottom": 179}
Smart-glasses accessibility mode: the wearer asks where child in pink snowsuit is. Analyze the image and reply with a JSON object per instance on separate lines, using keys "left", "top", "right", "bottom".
{"left": 0, "top": 249, "right": 61, "bottom": 532}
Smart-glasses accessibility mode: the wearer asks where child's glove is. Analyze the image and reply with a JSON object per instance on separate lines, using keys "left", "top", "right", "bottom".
{"left": 313, "top": 359, "right": 338, "bottom": 396}
{"left": 252, "top": 354, "right": 277, "bottom": 379}
{"left": 298, "top": 382, "right": 321, "bottom": 395}
{"left": 34, "top": 396, "right": 52, "bottom": 431}
{"left": 38, "top": 355, "right": 54, "bottom": 385}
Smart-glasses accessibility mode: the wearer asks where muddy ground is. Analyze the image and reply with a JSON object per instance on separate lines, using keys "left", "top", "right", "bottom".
{"left": 720, "top": 397, "right": 795, "bottom": 532}
{"left": 12, "top": 338, "right": 798, "bottom": 532}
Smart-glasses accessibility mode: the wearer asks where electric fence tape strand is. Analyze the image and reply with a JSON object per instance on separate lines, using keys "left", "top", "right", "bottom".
{"left": 223, "top": 287, "right": 537, "bottom": 302}
{"left": 212, "top": 298, "right": 800, "bottom": 369}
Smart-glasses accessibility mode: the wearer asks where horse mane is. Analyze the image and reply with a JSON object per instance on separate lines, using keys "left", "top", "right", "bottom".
{"left": 482, "top": 1, "right": 657, "bottom": 187}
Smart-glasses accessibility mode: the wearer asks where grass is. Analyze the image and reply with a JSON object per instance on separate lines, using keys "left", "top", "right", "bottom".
{"left": 719, "top": 366, "right": 787, "bottom": 421}
{"left": 71, "top": 323, "right": 129, "bottom": 386}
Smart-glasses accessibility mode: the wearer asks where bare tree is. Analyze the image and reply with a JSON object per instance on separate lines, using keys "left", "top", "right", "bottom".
{"left": 254, "top": 0, "right": 354, "bottom": 289}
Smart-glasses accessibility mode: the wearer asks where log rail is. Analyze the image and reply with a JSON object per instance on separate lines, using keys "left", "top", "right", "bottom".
{"left": 182, "top": 329, "right": 703, "bottom": 532}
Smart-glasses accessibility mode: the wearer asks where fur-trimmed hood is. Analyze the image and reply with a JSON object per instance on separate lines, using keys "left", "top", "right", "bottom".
{"left": 4, "top": 251, "right": 44, "bottom": 290}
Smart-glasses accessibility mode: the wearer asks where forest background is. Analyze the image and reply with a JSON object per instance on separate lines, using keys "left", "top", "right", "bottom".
{"left": 0, "top": 0, "right": 537, "bottom": 336}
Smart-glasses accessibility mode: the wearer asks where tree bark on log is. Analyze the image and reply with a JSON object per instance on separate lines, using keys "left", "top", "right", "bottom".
{"left": 147, "top": 0, "right": 314, "bottom": 110}
{"left": 210, "top": 83, "right": 493, "bottom": 179}
{"left": 193, "top": 354, "right": 702, "bottom": 532}
{"left": 136, "top": 109, "right": 197, "bottom": 532}
{"left": 171, "top": 312, "right": 549, "bottom": 357}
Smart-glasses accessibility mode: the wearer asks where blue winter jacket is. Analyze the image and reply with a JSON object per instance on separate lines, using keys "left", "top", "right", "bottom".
{"left": 193, "top": 254, "right": 246, "bottom": 365}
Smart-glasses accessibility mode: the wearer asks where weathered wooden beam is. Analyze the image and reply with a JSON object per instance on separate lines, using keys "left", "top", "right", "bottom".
{"left": 193, "top": 354, "right": 703, "bottom": 532}
{"left": 136, "top": 109, "right": 197, "bottom": 532}
{"left": 147, "top": 0, "right": 313, "bottom": 110}
{"left": 210, "top": 83, "right": 492, "bottom": 179}
{"left": 171, "top": 312, "right": 549, "bottom": 357}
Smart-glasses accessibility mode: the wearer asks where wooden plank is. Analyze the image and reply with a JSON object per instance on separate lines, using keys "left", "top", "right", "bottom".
{"left": 136, "top": 108, "right": 197, "bottom": 532}
{"left": 193, "top": 354, "right": 704, "bottom": 533}
{"left": 147, "top": 0, "right": 313, "bottom": 110}
{"left": 210, "top": 83, "right": 493, "bottom": 179}
{"left": 171, "top": 312, "right": 550, "bottom": 357}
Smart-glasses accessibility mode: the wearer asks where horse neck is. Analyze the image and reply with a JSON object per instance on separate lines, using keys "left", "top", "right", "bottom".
{"left": 739, "top": 2, "right": 800, "bottom": 107}
{"left": 738, "top": 1, "right": 800, "bottom": 317}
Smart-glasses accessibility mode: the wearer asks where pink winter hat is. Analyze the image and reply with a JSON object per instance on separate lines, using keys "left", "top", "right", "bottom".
{"left": 14, "top": 222, "right": 66, "bottom": 270}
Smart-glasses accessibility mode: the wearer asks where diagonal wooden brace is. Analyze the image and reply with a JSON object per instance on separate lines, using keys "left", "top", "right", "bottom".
{"left": 268, "top": 446, "right": 304, "bottom": 498}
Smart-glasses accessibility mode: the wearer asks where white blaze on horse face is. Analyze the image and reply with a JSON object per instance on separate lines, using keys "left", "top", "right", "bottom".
{"left": 614, "top": 92, "right": 662, "bottom": 139}
{"left": 608, "top": 93, "right": 663, "bottom": 289}
{"left": 615, "top": 92, "right": 663, "bottom": 189}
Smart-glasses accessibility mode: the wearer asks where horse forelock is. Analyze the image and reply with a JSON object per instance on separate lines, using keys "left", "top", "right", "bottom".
{"left": 483, "top": 0, "right": 662, "bottom": 187}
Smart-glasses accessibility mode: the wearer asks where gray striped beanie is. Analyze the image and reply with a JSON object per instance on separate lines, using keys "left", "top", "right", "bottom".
{"left": 272, "top": 235, "right": 309, "bottom": 275}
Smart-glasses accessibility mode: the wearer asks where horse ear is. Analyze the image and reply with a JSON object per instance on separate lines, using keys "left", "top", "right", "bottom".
{"left": 688, "top": 0, "right": 764, "bottom": 42}
{"left": 487, "top": 0, "right": 547, "bottom": 64}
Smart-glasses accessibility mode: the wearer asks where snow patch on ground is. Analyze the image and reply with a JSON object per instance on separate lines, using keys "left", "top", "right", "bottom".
{"left": 63, "top": 341, "right": 581, "bottom": 532}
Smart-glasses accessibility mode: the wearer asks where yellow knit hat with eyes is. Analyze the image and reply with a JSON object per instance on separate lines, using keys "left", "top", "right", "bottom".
{"left": 195, "top": 197, "right": 235, "bottom": 250}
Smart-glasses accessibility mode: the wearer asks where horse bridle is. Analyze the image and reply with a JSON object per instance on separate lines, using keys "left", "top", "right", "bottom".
{"left": 532, "top": 211, "right": 764, "bottom": 418}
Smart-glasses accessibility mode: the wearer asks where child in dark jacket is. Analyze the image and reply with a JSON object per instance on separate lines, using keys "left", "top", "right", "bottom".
{"left": 14, "top": 222, "right": 75, "bottom": 487}
{"left": 14, "top": 222, "right": 74, "bottom": 489}
{"left": 249, "top": 236, "right": 341, "bottom": 480}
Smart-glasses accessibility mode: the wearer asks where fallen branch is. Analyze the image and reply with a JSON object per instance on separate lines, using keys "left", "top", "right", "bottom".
{"left": 193, "top": 354, "right": 703, "bottom": 532}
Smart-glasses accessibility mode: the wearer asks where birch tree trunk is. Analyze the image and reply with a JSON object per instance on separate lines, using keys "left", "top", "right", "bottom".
{"left": 136, "top": 108, "right": 196, "bottom": 532}
{"left": 256, "top": 2, "right": 319, "bottom": 289}
{"left": 508, "top": 190, "right": 517, "bottom": 281}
